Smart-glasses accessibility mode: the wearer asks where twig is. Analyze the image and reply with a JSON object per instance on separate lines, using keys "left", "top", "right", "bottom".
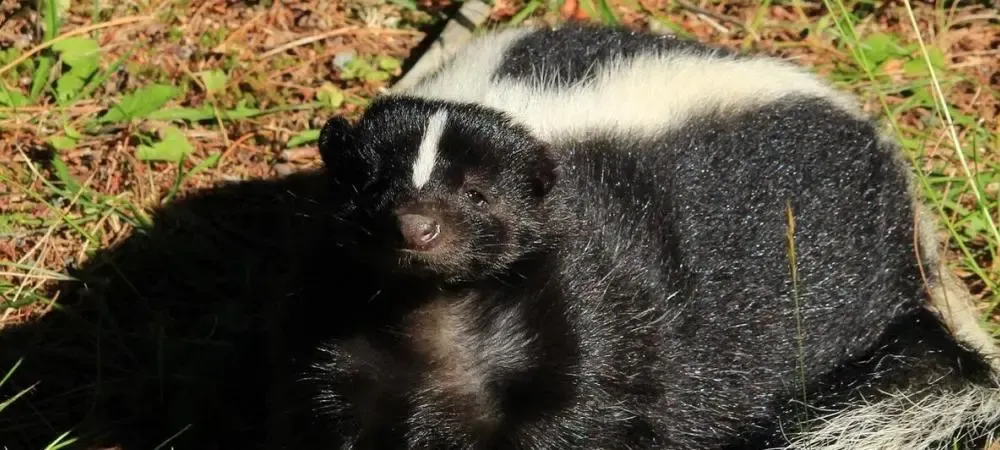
{"left": 694, "top": 13, "right": 730, "bottom": 34}
{"left": 0, "top": 15, "right": 154, "bottom": 77}
{"left": 0, "top": 103, "right": 100, "bottom": 113}
{"left": 950, "top": 13, "right": 1000, "bottom": 24}
{"left": 214, "top": 9, "right": 269, "bottom": 53}
{"left": 259, "top": 27, "right": 420, "bottom": 60}
{"left": 220, "top": 133, "right": 257, "bottom": 165}
{"left": 675, "top": 0, "right": 745, "bottom": 32}
{"left": 0, "top": 271, "right": 75, "bottom": 281}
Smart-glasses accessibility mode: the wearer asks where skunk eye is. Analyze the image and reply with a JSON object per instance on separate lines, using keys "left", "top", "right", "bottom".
{"left": 465, "top": 189, "right": 488, "bottom": 207}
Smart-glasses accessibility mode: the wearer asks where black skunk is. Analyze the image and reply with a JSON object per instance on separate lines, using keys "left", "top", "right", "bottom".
{"left": 296, "top": 23, "right": 1000, "bottom": 450}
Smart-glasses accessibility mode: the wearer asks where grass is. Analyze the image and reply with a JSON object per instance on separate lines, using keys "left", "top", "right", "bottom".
{"left": 0, "top": 0, "right": 997, "bottom": 447}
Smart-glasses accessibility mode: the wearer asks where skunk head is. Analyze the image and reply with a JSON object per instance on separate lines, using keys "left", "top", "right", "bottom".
{"left": 318, "top": 97, "right": 557, "bottom": 283}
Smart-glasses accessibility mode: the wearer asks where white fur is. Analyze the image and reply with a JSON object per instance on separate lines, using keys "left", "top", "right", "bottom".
{"left": 775, "top": 379, "right": 1000, "bottom": 450}
{"left": 413, "top": 110, "right": 449, "bottom": 189}
{"left": 395, "top": 27, "right": 862, "bottom": 143}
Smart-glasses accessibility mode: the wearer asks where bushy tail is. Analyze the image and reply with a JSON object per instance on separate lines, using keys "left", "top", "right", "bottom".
{"left": 779, "top": 202, "right": 1000, "bottom": 450}
{"left": 777, "top": 377, "right": 1000, "bottom": 450}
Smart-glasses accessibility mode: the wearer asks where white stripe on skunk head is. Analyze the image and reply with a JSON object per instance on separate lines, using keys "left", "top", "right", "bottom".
{"left": 317, "top": 97, "right": 557, "bottom": 283}
{"left": 412, "top": 110, "right": 449, "bottom": 189}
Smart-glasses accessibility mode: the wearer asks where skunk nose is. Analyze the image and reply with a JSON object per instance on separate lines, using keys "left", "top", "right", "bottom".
{"left": 399, "top": 214, "right": 441, "bottom": 250}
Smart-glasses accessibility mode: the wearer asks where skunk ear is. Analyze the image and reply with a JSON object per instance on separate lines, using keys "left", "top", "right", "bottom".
{"left": 531, "top": 146, "right": 558, "bottom": 198}
{"left": 318, "top": 115, "right": 382, "bottom": 198}
{"left": 318, "top": 116, "right": 355, "bottom": 168}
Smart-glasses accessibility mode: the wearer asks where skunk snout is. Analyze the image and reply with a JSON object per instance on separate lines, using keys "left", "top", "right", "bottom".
{"left": 398, "top": 213, "right": 441, "bottom": 251}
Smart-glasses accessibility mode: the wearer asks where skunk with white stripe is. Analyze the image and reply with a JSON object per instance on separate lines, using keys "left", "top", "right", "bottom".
{"left": 299, "top": 23, "right": 1000, "bottom": 449}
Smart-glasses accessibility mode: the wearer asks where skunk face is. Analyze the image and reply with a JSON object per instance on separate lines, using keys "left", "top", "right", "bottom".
{"left": 318, "top": 97, "right": 556, "bottom": 283}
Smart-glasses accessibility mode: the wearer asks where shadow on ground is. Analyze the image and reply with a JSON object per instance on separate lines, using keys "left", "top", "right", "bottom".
{"left": 0, "top": 170, "right": 346, "bottom": 449}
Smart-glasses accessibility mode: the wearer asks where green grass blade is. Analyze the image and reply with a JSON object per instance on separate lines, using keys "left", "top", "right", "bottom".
{"left": 43, "top": 431, "right": 79, "bottom": 450}
{"left": 0, "top": 358, "right": 23, "bottom": 389}
{"left": 72, "top": 47, "right": 136, "bottom": 104}
{"left": 594, "top": 0, "right": 619, "bottom": 25}
{"left": 28, "top": 0, "right": 62, "bottom": 102}
{"left": 41, "top": 0, "right": 59, "bottom": 41}
{"left": 29, "top": 57, "right": 54, "bottom": 102}
{"left": 509, "top": 0, "right": 542, "bottom": 26}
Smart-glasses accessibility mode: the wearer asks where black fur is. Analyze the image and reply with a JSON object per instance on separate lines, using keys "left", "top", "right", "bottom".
{"left": 301, "top": 87, "right": 997, "bottom": 448}
{"left": 317, "top": 98, "right": 555, "bottom": 282}
{"left": 493, "top": 23, "right": 731, "bottom": 86}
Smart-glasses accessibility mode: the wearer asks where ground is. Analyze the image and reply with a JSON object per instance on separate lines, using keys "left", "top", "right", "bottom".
{"left": 0, "top": 0, "right": 998, "bottom": 448}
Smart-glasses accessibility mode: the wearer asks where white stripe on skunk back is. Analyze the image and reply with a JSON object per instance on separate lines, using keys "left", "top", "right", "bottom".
{"left": 393, "top": 28, "right": 861, "bottom": 143}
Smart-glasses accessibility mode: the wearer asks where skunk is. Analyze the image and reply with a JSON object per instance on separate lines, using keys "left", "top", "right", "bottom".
{"left": 299, "top": 23, "right": 1000, "bottom": 449}
{"left": 316, "top": 100, "right": 556, "bottom": 285}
